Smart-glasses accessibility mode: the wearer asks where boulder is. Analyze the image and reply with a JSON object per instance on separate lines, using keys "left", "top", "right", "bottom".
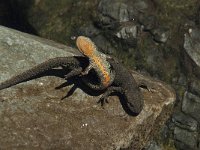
{"left": 0, "top": 26, "right": 175, "bottom": 149}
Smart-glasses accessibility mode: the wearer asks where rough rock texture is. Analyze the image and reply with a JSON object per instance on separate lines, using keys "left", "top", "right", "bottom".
{"left": 182, "top": 92, "right": 200, "bottom": 122}
{"left": 95, "top": 0, "right": 158, "bottom": 49}
{"left": 172, "top": 112, "right": 198, "bottom": 132}
{"left": 171, "top": 111, "right": 199, "bottom": 150}
{"left": 174, "top": 127, "right": 198, "bottom": 150}
{"left": 184, "top": 27, "right": 200, "bottom": 67}
{"left": 0, "top": 26, "right": 175, "bottom": 149}
{"left": 183, "top": 27, "right": 200, "bottom": 76}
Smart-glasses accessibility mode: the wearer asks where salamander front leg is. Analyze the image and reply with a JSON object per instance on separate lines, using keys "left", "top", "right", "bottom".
{"left": 98, "top": 86, "right": 123, "bottom": 105}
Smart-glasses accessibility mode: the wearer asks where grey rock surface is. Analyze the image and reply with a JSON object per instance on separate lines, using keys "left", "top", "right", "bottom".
{"left": 174, "top": 127, "right": 198, "bottom": 150}
{"left": 98, "top": 0, "right": 130, "bottom": 23}
{"left": 0, "top": 26, "right": 176, "bottom": 149}
{"left": 97, "top": 0, "right": 153, "bottom": 23}
{"left": 172, "top": 111, "right": 198, "bottom": 131}
{"left": 182, "top": 91, "right": 200, "bottom": 123}
{"left": 115, "top": 24, "right": 138, "bottom": 47}
{"left": 189, "top": 79, "right": 200, "bottom": 97}
{"left": 96, "top": 0, "right": 157, "bottom": 48}
{"left": 184, "top": 27, "right": 200, "bottom": 68}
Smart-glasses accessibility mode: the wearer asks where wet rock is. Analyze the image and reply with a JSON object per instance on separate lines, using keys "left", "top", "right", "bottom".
{"left": 172, "top": 111, "right": 198, "bottom": 131}
{"left": 174, "top": 127, "right": 198, "bottom": 150}
{"left": 151, "top": 27, "right": 170, "bottom": 43}
{"left": 182, "top": 92, "right": 200, "bottom": 123}
{"left": 0, "top": 26, "right": 175, "bottom": 149}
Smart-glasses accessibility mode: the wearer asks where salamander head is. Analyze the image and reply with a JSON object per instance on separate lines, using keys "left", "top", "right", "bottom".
{"left": 126, "top": 89, "right": 143, "bottom": 115}
{"left": 76, "top": 36, "right": 96, "bottom": 57}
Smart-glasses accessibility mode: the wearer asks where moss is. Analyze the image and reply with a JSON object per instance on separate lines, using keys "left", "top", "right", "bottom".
{"left": 109, "top": 36, "right": 180, "bottom": 83}
{"left": 161, "top": 139, "right": 177, "bottom": 150}
{"left": 156, "top": 0, "right": 198, "bottom": 26}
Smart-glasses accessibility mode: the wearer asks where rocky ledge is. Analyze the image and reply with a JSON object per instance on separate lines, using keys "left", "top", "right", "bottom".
{"left": 0, "top": 26, "right": 176, "bottom": 150}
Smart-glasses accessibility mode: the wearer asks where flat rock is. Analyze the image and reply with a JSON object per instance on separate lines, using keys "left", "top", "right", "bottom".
{"left": 0, "top": 26, "right": 176, "bottom": 150}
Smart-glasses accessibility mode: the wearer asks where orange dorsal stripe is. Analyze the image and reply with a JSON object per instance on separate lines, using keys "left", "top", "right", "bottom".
{"left": 76, "top": 36, "right": 111, "bottom": 86}
{"left": 92, "top": 55, "right": 111, "bottom": 86}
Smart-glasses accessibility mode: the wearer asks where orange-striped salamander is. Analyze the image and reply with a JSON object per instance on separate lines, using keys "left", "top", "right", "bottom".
{"left": 76, "top": 36, "right": 143, "bottom": 115}
{"left": 0, "top": 36, "right": 144, "bottom": 115}
{"left": 101, "top": 57, "right": 144, "bottom": 115}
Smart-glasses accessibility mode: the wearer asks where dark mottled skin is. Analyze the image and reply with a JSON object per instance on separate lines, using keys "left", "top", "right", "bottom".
{"left": 101, "top": 57, "right": 144, "bottom": 115}
{"left": 82, "top": 56, "right": 144, "bottom": 115}
{"left": 0, "top": 57, "right": 88, "bottom": 90}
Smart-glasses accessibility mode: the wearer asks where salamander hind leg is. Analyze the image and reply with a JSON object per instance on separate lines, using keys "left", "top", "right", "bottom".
{"left": 81, "top": 64, "right": 93, "bottom": 76}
